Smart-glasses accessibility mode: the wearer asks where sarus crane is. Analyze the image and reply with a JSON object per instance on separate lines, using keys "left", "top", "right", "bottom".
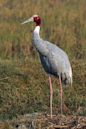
{"left": 21, "top": 15, "right": 72, "bottom": 118}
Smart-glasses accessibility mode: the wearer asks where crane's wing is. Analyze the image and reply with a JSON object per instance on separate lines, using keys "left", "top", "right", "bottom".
{"left": 39, "top": 40, "right": 72, "bottom": 85}
{"left": 47, "top": 42, "right": 68, "bottom": 72}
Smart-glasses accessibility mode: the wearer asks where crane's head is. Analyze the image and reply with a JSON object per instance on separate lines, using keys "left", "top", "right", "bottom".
{"left": 21, "top": 15, "right": 41, "bottom": 26}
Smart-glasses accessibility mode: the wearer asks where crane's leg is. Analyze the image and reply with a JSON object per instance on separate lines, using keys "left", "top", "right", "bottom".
{"left": 59, "top": 75, "right": 63, "bottom": 116}
{"left": 49, "top": 76, "right": 53, "bottom": 118}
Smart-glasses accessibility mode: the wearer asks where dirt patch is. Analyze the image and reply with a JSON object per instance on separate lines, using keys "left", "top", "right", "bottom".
{"left": 0, "top": 113, "right": 86, "bottom": 129}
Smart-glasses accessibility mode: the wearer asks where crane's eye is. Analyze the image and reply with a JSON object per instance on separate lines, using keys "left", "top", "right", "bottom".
{"left": 34, "top": 17, "right": 40, "bottom": 22}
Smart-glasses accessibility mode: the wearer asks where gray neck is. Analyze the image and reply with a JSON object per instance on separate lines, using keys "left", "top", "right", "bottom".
{"left": 32, "top": 25, "right": 48, "bottom": 55}
{"left": 32, "top": 26, "right": 41, "bottom": 46}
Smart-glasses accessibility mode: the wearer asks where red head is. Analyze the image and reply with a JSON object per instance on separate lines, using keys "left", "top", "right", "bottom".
{"left": 33, "top": 15, "right": 41, "bottom": 26}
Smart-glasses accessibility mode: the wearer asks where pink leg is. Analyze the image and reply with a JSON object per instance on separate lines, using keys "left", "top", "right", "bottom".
{"left": 59, "top": 75, "right": 63, "bottom": 116}
{"left": 49, "top": 76, "right": 53, "bottom": 118}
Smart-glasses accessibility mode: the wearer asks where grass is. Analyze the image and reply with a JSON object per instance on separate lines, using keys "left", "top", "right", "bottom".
{"left": 0, "top": 0, "right": 86, "bottom": 120}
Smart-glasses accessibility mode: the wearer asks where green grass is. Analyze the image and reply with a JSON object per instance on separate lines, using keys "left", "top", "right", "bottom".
{"left": 0, "top": 0, "right": 86, "bottom": 119}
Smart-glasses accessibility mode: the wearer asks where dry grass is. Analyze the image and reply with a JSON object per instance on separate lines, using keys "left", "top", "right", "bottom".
{"left": 0, "top": 113, "right": 86, "bottom": 129}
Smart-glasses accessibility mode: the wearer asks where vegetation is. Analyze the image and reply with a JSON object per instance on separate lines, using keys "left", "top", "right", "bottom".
{"left": 0, "top": 0, "right": 86, "bottom": 120}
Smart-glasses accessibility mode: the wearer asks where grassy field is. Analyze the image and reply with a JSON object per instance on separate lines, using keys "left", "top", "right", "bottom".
{"left": 0, "top": 0, "right": 86, "bottom": 120}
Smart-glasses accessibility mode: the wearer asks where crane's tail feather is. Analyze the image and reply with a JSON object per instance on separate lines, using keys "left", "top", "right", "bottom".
{"left": 61, "top": 75, "right": 72, "bottom": 86}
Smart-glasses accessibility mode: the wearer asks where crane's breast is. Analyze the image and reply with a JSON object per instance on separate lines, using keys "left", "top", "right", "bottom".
{"left": 39, "top": 54, "right": 57, "bottom": 76}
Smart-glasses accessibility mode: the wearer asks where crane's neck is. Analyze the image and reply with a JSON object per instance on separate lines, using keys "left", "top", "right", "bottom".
{"left": 32, "top": 24, "right": 48, "bottom": 55}
{"left": 33, "top": 25, "right": 40, "bottom": 37}
{"left": 32, "top": 25, "right": 41, "bottom": 49}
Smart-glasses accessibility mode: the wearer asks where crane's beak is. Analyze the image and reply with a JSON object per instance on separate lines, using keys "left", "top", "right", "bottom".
{"left": 21, "top": 17, "right": 33, "bottom": 25}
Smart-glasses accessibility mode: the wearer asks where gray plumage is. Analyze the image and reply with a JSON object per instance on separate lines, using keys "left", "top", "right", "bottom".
{"left": 32, "top": 26, "right": 72, "bottom": 85}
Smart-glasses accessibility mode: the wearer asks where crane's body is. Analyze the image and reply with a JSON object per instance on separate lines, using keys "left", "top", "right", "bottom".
{"left": 21, "top": 15, "right": 72, "bottom": 119}
{"left": 33, "top": 26, "right": 72, "bottom": 85}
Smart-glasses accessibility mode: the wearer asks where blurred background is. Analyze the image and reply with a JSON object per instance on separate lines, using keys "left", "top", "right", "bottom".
{"left": 0, "top": 0, "right": 86, "bottom": 120}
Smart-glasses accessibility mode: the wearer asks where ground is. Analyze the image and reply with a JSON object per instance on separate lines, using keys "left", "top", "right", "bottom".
{"left": 0, "top": 113, "right": 86, "bottom": 129}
